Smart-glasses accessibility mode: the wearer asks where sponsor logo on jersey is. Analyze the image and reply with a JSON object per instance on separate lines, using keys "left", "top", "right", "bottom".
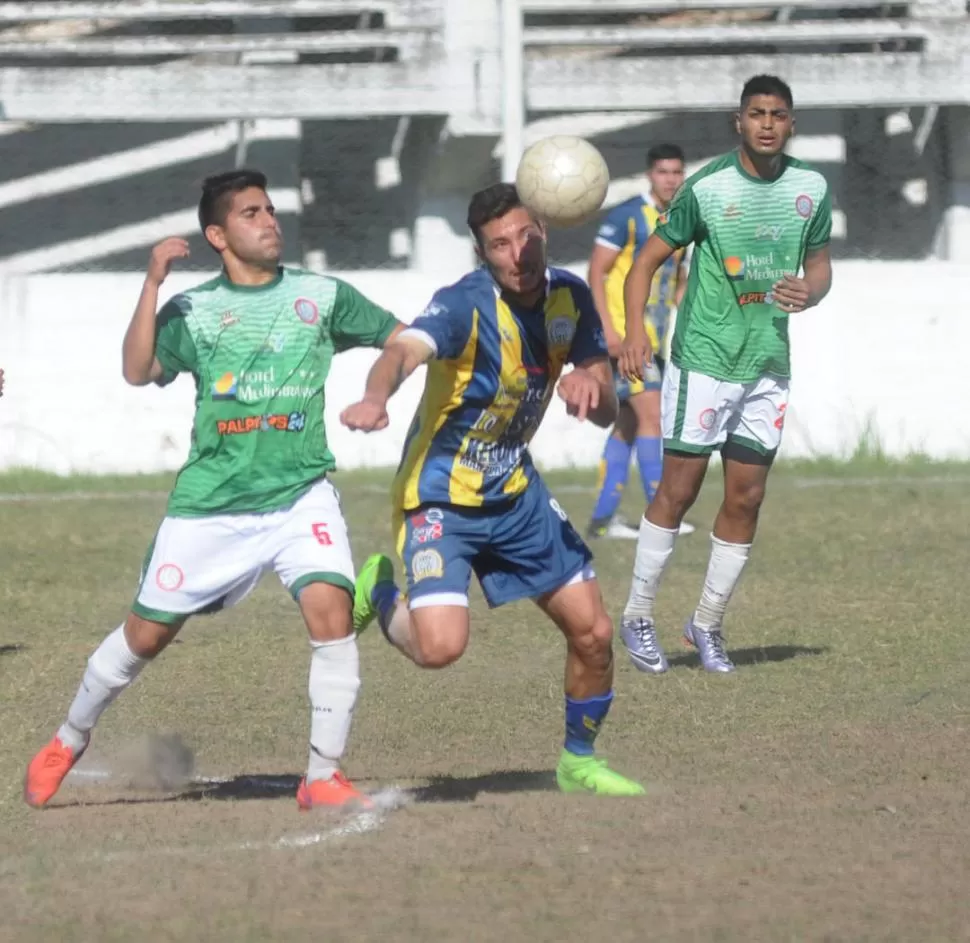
{"left": 261, "top": 332, "right": 287, "bottom": 354}
{"left": 795, "top": 194, "right": 814, "bottom": 219}
{"left": 216, "top": 411, "right": 306, "bottom": 436}
{"left": 724, "top": 256, "right": 745, "bottom": 280}
{"left": 755, "top": 224, "right": 786, "bottom": 241}
{"left": 738, "top": 291, "right": 774, "bottom": 306}
{"left": 294, "top": 297, "right": 319, "bottom": 324}
{"left": 723, "top": 204, "right": 742, "bottom": 220}
{"left": 219, "top": 311, "right": 238, "bottom": 329}
{"left": 212, "top": 372, "right": 238, "bottom": 400}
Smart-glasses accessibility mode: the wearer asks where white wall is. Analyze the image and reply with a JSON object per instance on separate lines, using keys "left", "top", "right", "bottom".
{"left": 0, "top": 261, "right": 967, "bottom": 476}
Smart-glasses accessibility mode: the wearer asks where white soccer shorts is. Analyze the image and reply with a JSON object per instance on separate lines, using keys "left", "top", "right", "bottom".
{"left": 661, "top": 360, "right": 790, "bottom": 456}
{"left": 133, "top": 479, "right": 356, "bottom": 623}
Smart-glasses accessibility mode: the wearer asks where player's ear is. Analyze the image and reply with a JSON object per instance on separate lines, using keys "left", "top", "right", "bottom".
{"left": 733, "top": 112, "right": 741, "bottom": 135}
{"left": 204, "top": 224, "right": 228, "bottom": 253}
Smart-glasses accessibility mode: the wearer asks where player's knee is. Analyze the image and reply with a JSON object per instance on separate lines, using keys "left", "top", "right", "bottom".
{"left": 124, "top": 613, "right": 181, "bottom": 659}
{"left": 413, "top": 636, "right": 465, "bottom": 669}
{"left": 655, "top": 474, "right": 700, "bottom": 516}
{"left": 727, "top": 480, "right": 767, "bottom": 520}
{"left": 570, "top": 612, "right": 614, "bottom": 669}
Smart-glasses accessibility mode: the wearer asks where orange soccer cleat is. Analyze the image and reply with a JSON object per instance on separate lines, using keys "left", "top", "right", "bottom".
{"left": 24, "top": 735, "right": 88, "bottom": 808}
{"left": 296, "top": 772, "right": 372, "bottom": 811}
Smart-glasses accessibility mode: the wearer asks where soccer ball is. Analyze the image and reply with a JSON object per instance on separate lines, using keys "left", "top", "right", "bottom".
{"left": 515, "top": 135, "right": 610, "bottom": 228}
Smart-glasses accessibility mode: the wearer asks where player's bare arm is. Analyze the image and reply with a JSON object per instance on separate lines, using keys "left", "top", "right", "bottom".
{"left": 620, "top": 233, "right": 676, "bottom": 380}
{"left": 340, "top": 332, "right": 434, "bottom": 432}
{"left": 771, "top": 245, "right": 832, "bottom": 314}
{"left": 675, "top": 260, "right": 689, "bottom": 308}
{"left": 121, "top": 237, "right": 190, "bottom": 386}
{"left": 557, "top": 357, "right": 617, "bottom": 427}
{"left": 587, "top": 243, "right": 624, "bottom": 357}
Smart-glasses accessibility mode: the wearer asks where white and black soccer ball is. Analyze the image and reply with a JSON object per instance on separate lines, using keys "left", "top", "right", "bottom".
{"left": 515, "top": 135, "right": 610, "bottom": 228}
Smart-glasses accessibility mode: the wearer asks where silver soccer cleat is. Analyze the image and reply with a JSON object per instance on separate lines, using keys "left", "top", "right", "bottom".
{"left": 620, "top": 617, "right": 669, "bottom": 674}
{"left": 683, "top": 619, "right": 736, "bottom": 673}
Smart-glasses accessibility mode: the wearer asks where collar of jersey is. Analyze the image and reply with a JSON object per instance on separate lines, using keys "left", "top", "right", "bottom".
{"left": 732, "top": 149, "right": 790, "bottom": 185}
{"left": 218, "top": 265, "right": 285, "bottom": 292}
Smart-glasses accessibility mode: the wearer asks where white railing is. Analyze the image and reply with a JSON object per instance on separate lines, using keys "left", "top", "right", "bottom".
{"left": 0, "top": 1, "right": 441, "bottom": 23}
{"left": 520, "top": 0, "right": 959, "bottom": 13}
{"left": 524, "top": 21, "right": 929, "bottom": 49}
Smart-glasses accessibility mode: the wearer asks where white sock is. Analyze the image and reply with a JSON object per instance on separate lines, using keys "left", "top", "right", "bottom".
{"left": 692, "top": 535, "right": 752, "bottom": 632}
{"left": 58, "top": 625, "right": 148, "bottom": 752}
{"left": 623, "top": 517, "right": 679, "bottom": 622}
{"left": 307, "top": 635, "right": 361, "bottom": 783}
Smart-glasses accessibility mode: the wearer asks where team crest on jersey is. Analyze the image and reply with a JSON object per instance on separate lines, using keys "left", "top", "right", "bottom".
{"left": 795, "top": 194, "right": 814, "bottom": 219}
{"left": 411, "top": 549, "right": 444, "bottom": 582}
{"left": 294, "top": 297, "right": 319, "bottom": 325}
{"left": 546, "top": 316, "right": 575, "bottom": 347}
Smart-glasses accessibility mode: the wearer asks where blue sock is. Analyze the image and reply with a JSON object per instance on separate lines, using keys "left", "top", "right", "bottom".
{"left": 564, "top": 691, "right": 614, "bottom": 756}
{"left": 635, "top": 436, "right": 663, "bottom": 505}
{"left": 591, "top": 437, "right": 633, "bottom": 523}
{"left": 371, "top": 581, "right": 401, "bottom": 638}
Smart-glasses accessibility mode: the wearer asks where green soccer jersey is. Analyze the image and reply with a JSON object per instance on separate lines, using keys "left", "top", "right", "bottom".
{"left": 656, "top": 150, "right": 832, "bottom": 383}
{"left": 154, "top": 266, "right": 397, "bottom": 517}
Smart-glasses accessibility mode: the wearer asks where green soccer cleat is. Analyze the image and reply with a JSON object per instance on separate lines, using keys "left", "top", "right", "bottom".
{"left": 556, "top": 751, "right": 646, "bottom": 797}
{"left": 353, "top": 553, "right": 397, "bottom": 634}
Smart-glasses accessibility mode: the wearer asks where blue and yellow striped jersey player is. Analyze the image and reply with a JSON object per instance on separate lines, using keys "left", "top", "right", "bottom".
{"left": 341, "top": 183, "right": 644, "bottom": 797}
{"left": 586, "top": 143, "right": 696, "bottom": 540}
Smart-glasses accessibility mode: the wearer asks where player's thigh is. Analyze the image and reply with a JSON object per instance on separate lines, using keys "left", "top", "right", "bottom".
{"left": 724, "top": 373, "right": 789, "bottom": 461}
{"left": 133, "top": 514, "right": 268, "bottom": 624}
{"left": 271, "top": 479, "right": 356, "bottom": 612}
{"left": 408, "top": 603, "right": 471, "bottom": 667}
{"left": 626, "top": 387, "right": 661, "bottom": 435}
{"left": 476, "top": 478, "right": 593, "bottom": 608}
{"left": 661, "top": 360, "right": 744, "bottom": 456}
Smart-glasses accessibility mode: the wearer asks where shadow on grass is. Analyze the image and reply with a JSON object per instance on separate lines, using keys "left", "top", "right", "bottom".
{"left": 668, "top": 644, "right": 828, "bottom": 670}
{"left": 57, "top": 768, "right": 558, "bottom": 808}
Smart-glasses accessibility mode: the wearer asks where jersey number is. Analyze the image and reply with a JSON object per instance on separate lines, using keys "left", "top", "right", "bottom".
{"left": 312, "top": 523, "right": 332, "bottom": 546}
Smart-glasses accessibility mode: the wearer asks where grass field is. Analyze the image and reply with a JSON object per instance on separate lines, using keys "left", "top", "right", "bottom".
{"left": 2, "top": 460, "right": 969, "bottom": 942}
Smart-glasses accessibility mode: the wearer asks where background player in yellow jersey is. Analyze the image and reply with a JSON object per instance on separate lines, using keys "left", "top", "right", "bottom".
{"left": 341, "top": 183, "right": 644, "bottom": 797}
{"left": 586, "top": 144, "right": 694, "bottom": 540}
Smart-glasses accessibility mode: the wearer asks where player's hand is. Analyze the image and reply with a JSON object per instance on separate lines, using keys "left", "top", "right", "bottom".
{"left": 340, "top": 397, "right": 389, "bottom": 433}
{"left": 603, "top": 325, "right": 625, "bottom": 359}
{"left": 557, "top": 367, "right": 600, "bottom": 422}
{"left": 618, "top": 326, "right": 652, "bottom": 382}
{"left": 146, "top": 237, "right": 190, "bottom": 288}
{"left": 771, "top": 274, "right": 811, "bottom": 313}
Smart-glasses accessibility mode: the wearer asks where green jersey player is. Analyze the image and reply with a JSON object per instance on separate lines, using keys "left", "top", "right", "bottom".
{"left": 617, "top": 74, "right": 832, "bottom": 674}
{"left": 24, "top": 169, "right": 404, "bottom": 810}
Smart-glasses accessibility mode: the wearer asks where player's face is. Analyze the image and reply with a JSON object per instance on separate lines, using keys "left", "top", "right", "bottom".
{"left": 477, "top": 207, "right": 547, "bottom": 298}
{"left": 647, "top": 158, "right": 685, "bottom": 206}
{"left": 737, "top": 94, "right": 794, "bottom": 158}
{"left": 208, "top": 187, "right": 282, "bottom": 266}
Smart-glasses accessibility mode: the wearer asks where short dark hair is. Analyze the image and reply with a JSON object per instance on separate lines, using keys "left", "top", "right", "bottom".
{"left": 198, "top": 168, "right": 268, "bottom": 235}
{"left": 647, "top": 143, "right": 685, "bottom": 168}
{"left": 467, "top": 182, "right": 526, "bottom": 245}
{"left": 740, "top": 74, "right": 794, "bottom": 110}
